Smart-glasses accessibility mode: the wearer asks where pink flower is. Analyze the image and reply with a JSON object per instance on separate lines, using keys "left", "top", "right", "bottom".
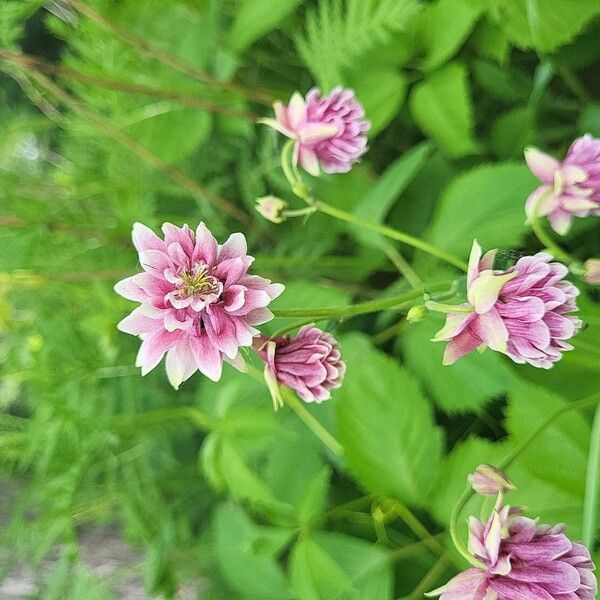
{"left": 525, "top": 134, "right": 600, "bottom": 235}
{"left": 433, "top": 240, "right": 581, "bottom": 369}
{"left": 427, "top": 502, "right": 597, "bottom": 599}
{"left": 114, "top": 222, "right": 284, "bottom": 389}
{"left": 262, "top": 87, "right": 370, "bottom": 176}
{"left": 254, "top": 325, "right": 346, "bottom": 403}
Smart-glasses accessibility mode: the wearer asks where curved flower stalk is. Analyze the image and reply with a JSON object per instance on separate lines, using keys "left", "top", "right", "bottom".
{"left": 253, "top": 325, "right": 345, "bottom": 407}
{"left": 432, "top": 240, "right": 582, "bottom": 368}
{"left": 114, "top": 222, "right": 284, "bottom": 389}
{"left": 526, "top": 134, "right": 600, "bottom": 235}
{"left": 261, "top": 87, "right": 370, "bottom": 176}
{"left": 429, "top": 467, "right": 597, "bottom": 599}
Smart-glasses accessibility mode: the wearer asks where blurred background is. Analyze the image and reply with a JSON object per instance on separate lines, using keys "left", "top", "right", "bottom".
{"left": 1, "top": 0, "right": 600, "bottom": 598}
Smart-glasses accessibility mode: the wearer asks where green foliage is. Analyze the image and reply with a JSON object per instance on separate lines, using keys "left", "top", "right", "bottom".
{"left": 0, "top": 0, "right": 599, "bottom": 597}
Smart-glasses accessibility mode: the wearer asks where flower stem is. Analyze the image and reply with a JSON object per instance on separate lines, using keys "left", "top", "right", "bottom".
{"left": 111, "top": 406, "right": 216, "bottom": 432}
{"left": 582, "top": 402, "right": 600, "bottom": 549}
{"left": 281, "top": 387, "right": 343, "bottom": 457}
{"left": 314, "top": 200, "right": 468, "bottom": 271}
{"left": 272, "top": 282, "right": 452, "bottom": 319}
{"left": 448, "top": 392, "right": 600, "bottom": 564}
{"left": 530, "top": 214, "right": 573, "bottom": 264}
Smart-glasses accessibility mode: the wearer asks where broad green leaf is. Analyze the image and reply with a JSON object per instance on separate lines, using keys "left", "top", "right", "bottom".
{"left": 427, "top": 162, "right": 538, "bottom": 255}
{"left": 490, "top": 0, "right": 600, "bottom": 53}
{"left": 214, "top": 503, "right": 293, "bottom": 600}
{"left": 351, "top": 142, "right": 432, "bottom": 247}
{"left": 126, "top": 104, "right": 212, "bottom": 164}
{"left": 350, "top": 67, "right": 407, "bottom": 136}
{"left": 336, "top": 334, "right": 444, "bottom": 506}
{"left": 290, "top": 532, "right": 392, "bottom": 600}
{"left": 409, "top": 62, "right": 479, "bottom": 157}
{"left": 297, "top": 467, "right": 331, "bottom": 528}
{"left": 578, "top": 104, "right": 600, "bottom": 137}
{"left": 400, "top": 314, "right": 517, "bottom": 413}
{"left": 228, "top": 0, "right": 302, "bottom": 53}
{"left": 419, "top": 0, "right": 482, "bottom": 71}
{"left": 490, "top": 107, "right": 534, "bottom": 159}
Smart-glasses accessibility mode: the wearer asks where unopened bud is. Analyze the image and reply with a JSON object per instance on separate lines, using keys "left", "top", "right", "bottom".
{"left": 584, "top": 259, "right": 600, "bottom": 285}
{"left": 469, "top": 464, "right": 515, "bottom": 496}
{"left": 407, "top": 305, "right": 426, "bottom": 323}
{"left": 256, "top": 195, "right": 287, "bottom": 224}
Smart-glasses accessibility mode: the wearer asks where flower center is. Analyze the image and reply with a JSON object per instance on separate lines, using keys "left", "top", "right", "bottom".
{"left": 177, "top": 265, "right": 219, "bottom": 298}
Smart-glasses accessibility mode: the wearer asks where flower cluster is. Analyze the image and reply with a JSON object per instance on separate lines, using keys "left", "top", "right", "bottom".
{"left": 429, "top": 467, "right": 597, "bottom": 599}
{"left": 526, "top": 134, "right": 600, "bottom": 235}
{"left": 433, "top": 240, "right": 582, "bottom": 368}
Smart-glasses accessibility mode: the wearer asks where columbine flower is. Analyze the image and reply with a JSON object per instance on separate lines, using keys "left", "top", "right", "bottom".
{"left": 525, "top": 134, "right": 600, "bottom": 235}
{"left": 584, "top": 258, "right": 600, "bottom": 285}
{"left": 262, "top": 87, "right": 370, "bottom": 176}
{"left": 114, "top": 222, "right": 284, "bottom": 389}
{"left": 433, "top": 240, "right": 582, "bottom": 369}
{"left": 254, "top": 325, "right": 345, "bottom": 404}
{"left": 469, "top": 464, "right": 515, "bottom": 497}
{"left": 427, "top": 501, "right": 597, "bottom": 599}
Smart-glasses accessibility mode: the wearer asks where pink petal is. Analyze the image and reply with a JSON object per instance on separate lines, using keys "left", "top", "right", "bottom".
{"left": 132, "top": 222, "right": 163, "bottom": 253}
{"left": 114, "top": 275, "right": 147, "bottom": 301}
{"left": 298, "top": 147, "right": 320, "bottom": 176}
{"left": 525, "top": 147, "right": 559, "bottom": 184}
{"left": 165, "top": 338, "right": 197, "bottom": 390}
{"left": 190, "top": 334, "right": 223, "bottom": 382}
{"left": 443, "top": 327, "right": 483, "bottom": 365}
{"left": 218, "top": 232, "right": 248, "bottom": 262}
{"left": 135, "top": 329, "right": 184, "bottom": 375}
{"left": 193, "top": 222, "right": 218, "bottom": 266}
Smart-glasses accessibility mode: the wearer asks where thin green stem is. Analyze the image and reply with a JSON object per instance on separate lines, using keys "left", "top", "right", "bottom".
{"left": 530, "top": 215, "right": 573, "bottom": 264}
{"left": 111, "top": 406, "right": 216, "bottom": 431}
{"left": 281, "top": 387, "right": 343, "bottom": 456}
{"left": 272, "top": 282, "right": 451, "bottom": 319}
{"left": 409, "top": 553, "right": 452, "bottom": 600}
{"left": 382, "top": 242, "right": 424, "bottom": 290}
{"left": 314, "top": 200, "right": 468, "bottom": 271}
{"left": 581, "top": 402, "right": 600, "bottom": 549}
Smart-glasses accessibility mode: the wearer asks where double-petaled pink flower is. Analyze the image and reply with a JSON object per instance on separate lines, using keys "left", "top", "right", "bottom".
{"left": 428, "top": 502, "right": 597, "bottom": 599}
{"left": 525, "top": 134, "right": 600, "bottom": 234}
{"left": 433, "top": 240, "right": 581, "bottom": 369}
{"left": 115, "top": 222, "right": 284, "bottom": 389}
{"left": 254, "top": 325, "right": 345, "bottom": 404}
{"left": 262, "top": 87, "right": 370, "bottom": 176}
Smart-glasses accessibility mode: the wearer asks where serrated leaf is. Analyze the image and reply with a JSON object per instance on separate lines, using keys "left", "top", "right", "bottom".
{"left": 409, "top": 62, "right": 480, "bottom": 157}
{"left": 336, "top": 334, "right": 444, "bottom": 506}
{"left": 427, "top": 162, "right": 538, "bottom": 255}
{"left": 490, "top": 0, "right": 600, "bottom": 53}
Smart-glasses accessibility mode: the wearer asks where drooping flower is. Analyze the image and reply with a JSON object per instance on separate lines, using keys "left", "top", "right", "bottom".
{"left": 525, "top": 134, "right": 600, "bottom": 235}
{"left": 114, "top": 222, "right": 284, "bottom": 389}
{"left": 262, "top": 87, "right": 370, "bottom": 176}
{"left": 583, "top": 258, "right": 600, "bottom": 285}
{"left": 427, "top": 501, "right": 597, "bottom": 599}
{"left": 433, "top": 240, "right": 582, "bottom": 368}
{"left": 469, "top": 464, "right": 516, "bottom": 497}
{"left": 254, "top": 325, "right": 345, "bottom": 404}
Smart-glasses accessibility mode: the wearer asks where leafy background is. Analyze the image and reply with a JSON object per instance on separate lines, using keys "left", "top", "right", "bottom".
{"left": 1, "top": 0, "right": 600, "bottom": 597}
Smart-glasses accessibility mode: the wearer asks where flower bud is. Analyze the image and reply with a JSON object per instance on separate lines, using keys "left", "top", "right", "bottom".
{"left": 584, "top": 258, "right": 600, "bottom": 285}
{"left": 255, "top": 195, "right": 287, "bottom": 223}
{"left": 407, "top": 305, "right": 426, "bottom": 323}
{"left": 469, "top": 464, "right": 515, "bottom": 496}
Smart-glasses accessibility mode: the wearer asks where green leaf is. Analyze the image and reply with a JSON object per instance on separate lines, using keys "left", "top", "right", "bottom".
{"left": 336, "top": 334, "right": 444, "bottom": 506}
{"left": 297, "top": 467, "right": 331, "bottom": 528}
{"left": 490, "top": 107, "right": 534, "bottom": 159}
{"left": 578, "top": 104, "right": 600, "bottom": 137}
{"left": 228, "top": 0, "right": 302, "bottom": 53}
{"left": 409, "top": 62, "right": 480, "bottom": 157}
{"left": 289, "top": 532, "right": 392, "bottom": 600}
{"left": 214, "top": 503, "right": 293, "bottom": 600}
{"left": 297, "top": 0, "right": 421, "bottom": 89}
{"left": 427, "top": 162, "right": 538, "bottom": 255}
{"left": 400, "top": 314, "right": 517, "bottom": 413}
{"left": 349, "top": 67, "right": 407, "bottom": 136}
{"left": 351, "top": 142, "right": 432, "bottom": 247}
{"left": 490, "top": 0, "right": 600, "bottom": 53}
{"left": 419, "top": 0, "right": 482, "bottom": 71}
{"left": 126, "top": 104, "right": 212, "bottom": 164}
